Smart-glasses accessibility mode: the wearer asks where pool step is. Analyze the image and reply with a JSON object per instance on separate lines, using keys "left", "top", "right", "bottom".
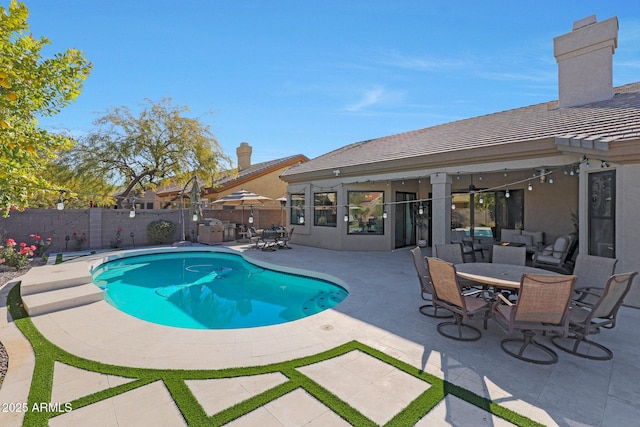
{"left": 20, "top": 262, "right": 93, "bottom": 296}
{"left": 22, "top": 283, "right": 104, "bottom": 317}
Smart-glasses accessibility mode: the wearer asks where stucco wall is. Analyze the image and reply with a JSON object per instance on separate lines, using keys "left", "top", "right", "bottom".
{"left": 616, "top": 164, "right": 640, "bottom": 307}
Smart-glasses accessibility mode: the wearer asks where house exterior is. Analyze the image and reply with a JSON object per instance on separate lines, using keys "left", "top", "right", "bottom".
{"left": 280, "top": 16, "right": 640, "bottom": 305}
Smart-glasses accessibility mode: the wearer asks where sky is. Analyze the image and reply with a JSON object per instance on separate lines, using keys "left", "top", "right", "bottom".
{"left": 20, "top": 0, "right": 640, "bottom": 164}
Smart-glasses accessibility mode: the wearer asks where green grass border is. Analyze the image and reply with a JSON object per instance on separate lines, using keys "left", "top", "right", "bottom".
{"left": 6, "top": 283, "right": 544, "bottom": 426}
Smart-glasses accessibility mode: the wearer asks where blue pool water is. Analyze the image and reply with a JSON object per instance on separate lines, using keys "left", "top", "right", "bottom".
{"left": 92, "top": 251, "right": 348, "bottom": 329}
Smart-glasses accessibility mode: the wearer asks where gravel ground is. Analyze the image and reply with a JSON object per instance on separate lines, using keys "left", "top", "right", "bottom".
{"left": 0, "top": 262, "right": 39, "bottom": 387}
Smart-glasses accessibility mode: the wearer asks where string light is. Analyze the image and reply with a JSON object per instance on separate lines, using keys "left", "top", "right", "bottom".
{"left": 528, "top": 181, "right": 533, "bottom": 191}
{"left": 505, "top": 189, "right": 510, "bottom": 198}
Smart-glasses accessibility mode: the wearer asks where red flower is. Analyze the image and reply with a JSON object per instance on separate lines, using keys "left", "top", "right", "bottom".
{"left": 6, "top": 239, "right": 16, "bottom": 246}
{"left": 35, "top": 235, "right": 41, "bottom": 240}
{"left": 29, "top": 234, "right": 35, "bottom": 238}
{"left": 47, "top": 237, "right": 52, "bottom": 241}
{"left": 30, "top": 245, "right": 37, "bottom": 251}
{"left": 19, "top": 242, "right": 26, "bottom": 247}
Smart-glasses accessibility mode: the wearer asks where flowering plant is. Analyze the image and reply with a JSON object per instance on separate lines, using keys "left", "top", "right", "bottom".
{"left": 29, "top": 233, "right": 52, "bottom": 257}
{"left": 72, "top": 232, "right": 87, "bottom": 251}
{"left": 110, "top": 227, "right": 122, "bottom": 248}
{"left": 0, "top": 238, "right": 36, "bottom": 270}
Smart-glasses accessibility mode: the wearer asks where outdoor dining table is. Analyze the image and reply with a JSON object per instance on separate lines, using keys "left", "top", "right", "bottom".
{"left": 455, "top": 263, "right": 563, "bottom": 290}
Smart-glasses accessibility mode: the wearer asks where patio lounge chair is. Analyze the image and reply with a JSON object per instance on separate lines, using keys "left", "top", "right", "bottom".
{"left": 492, "top": 273, "right": 577, "bottom": 364}
{"left": 532, "top": 234, "right": 574, "bottom": 273}
{"left": 426, "top": 257, "right": 490, "bottom": 341}
{"left": 410, "top": 247, "right": 452, "bottom": 318}
{"left": 551, "top": 271, "right": 638, "bottom": 360}
{"left": 491, "top": 244, "right": 526, "bottom": 266}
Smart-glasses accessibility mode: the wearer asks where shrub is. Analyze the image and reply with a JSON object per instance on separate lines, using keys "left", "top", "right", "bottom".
{"left": 147, "top": 220, "right": 176, "bottom": 244}
{"left": 1, "top": 238, "right": 35, "bottom": 270}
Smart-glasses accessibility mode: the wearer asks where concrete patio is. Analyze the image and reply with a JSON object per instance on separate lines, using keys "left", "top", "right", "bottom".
{"left": 1, "top": 243, "right": 639, "bottom": 426}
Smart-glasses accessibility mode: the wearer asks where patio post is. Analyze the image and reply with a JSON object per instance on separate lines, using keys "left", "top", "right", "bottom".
{"left": 430, "top": 173, "right": 452, "bottom": 246}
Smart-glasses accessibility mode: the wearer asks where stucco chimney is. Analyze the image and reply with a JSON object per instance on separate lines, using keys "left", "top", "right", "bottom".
{"left": 554, "top": 15, "right": 618, "bottom": 108}
{"left": 236, "top": 142, "right": 252, "bottom": 171}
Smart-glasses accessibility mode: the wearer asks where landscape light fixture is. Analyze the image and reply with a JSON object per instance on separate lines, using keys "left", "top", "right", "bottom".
{"left": 129, "top": 197, "right": 136, "bottom": 218}
{"left": 56, "top": 190, "right": 65, "bottom": 210}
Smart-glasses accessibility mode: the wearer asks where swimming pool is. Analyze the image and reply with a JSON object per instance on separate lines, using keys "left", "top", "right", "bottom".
{"left": 91, "top": 250, "right": 348, "bottom": 329}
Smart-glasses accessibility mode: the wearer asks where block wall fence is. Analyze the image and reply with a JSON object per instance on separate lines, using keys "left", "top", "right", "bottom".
{"left": 0, "top": 207, "right": 285, "bottom": 253}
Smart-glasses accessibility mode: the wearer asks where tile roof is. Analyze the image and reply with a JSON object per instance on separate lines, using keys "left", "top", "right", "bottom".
{"left": 215, "top": 154, "right": 307, "bottom": 186}
{"left": 155, "top": 154, "right": 307, "bottom": 196}
{"left": 283, "top": 82, "right": 640, "bottom": 177}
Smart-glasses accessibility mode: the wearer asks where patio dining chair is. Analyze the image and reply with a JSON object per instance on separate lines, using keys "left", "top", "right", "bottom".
{"left": 426, "top": 257, "right": 490, "bottom": 341}
{"left": 433, "top": 244, "right": 465, "bottom": 264}
{"left": 410, "top": 247, "right": 452, "bottom": 318}
{"left": 491, "top": 244, "right": 527, "bottom": 266}
{"left": 551, "top": 271, "right": 638, "bottom": 360}
{"left": 276, "top": 227, "right": 294, "bottom": 249}
{"left": 450, "top": 230, "right": 477, "bottom": 262}
{"left": 571, "top": 254, "right": 617, "bottom": 305}
{"left": 492, "top": 273, "right": 577, "bottom": 364}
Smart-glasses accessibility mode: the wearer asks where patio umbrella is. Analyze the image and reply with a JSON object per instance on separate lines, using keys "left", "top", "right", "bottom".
{"left": 212, "top": 189, "right": 272, "bottom": 226}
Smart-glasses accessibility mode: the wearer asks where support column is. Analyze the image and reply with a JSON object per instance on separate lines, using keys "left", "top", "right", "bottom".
{"left": 430, "top": 173, "right": 452, "bottom": 246}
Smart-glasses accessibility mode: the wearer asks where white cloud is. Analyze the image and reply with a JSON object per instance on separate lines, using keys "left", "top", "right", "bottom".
{"left": 344, "top": 85, "right": 407, "bottom": 112}
{"left": 374, "top": 49, "right": 470, "bottom": 71}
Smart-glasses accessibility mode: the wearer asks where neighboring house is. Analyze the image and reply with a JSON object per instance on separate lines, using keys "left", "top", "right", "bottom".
{"left": 153, "top": 142, "right": 308, "bottom": 226}
{"left": 281, "top": 16, "right": 640, "bottom": 305}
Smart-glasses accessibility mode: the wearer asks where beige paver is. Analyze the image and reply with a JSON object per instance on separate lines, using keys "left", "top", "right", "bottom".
{"left": 186, "top": 372, "right": 288, "bottom": 416}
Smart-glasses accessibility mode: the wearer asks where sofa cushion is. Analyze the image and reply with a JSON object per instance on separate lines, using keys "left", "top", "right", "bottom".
{"left": 513, "top": 234, "right": 533, "bottom": 246}
{"left": 521, "top": 230, "right": 543, "bottom": 246}
{"left": 501, "top": 229, "right": 521, "bottom": 243}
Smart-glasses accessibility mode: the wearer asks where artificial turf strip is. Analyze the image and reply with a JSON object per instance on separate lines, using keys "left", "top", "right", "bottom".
{"left": 6, "top": 284, "right": 544, "bottom": 427}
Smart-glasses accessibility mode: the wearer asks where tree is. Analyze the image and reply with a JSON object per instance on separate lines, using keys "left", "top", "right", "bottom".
{"left": 28, "top": 146, "right": 117, "bottom": 209}
{"left": 0, "top": 1, "right": 92, "bottom": 216}
{"left": 69, "top": 98, "right": 231, "bottom": 207}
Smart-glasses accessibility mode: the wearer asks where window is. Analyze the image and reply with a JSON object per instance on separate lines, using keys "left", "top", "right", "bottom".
{"left": 290, "top": 194, "right": 305, "bottom": 225}
{"left": 347, "top": 191, "right": 385, "bottom": 235}
{"left": 314, "top": 192, "right": 337, "bottom": 226}
{"left": 589, "top": 170, "right": 615, "bottom": 258}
